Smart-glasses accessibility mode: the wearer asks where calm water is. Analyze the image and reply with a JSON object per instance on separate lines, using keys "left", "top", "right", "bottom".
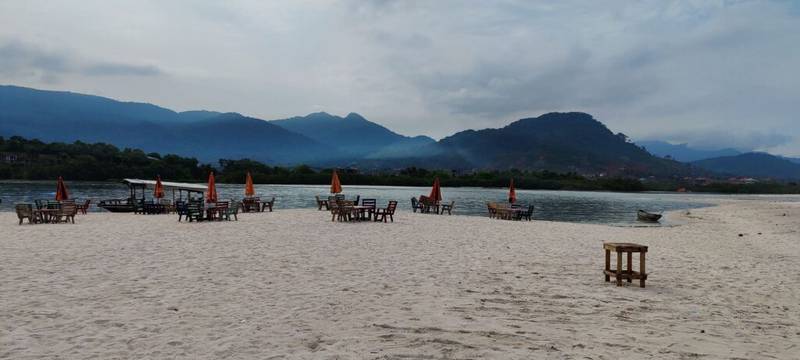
{"left": 0, "top": 180, "right": 753, "bottom": 225}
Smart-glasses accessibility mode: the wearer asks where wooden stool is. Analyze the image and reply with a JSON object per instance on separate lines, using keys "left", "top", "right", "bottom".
{"left": 603, "top": 242, "right": 648, "bottom": 288}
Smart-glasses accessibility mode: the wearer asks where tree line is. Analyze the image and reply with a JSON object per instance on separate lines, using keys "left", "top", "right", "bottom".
{"left": 1, "top": 136, "right": 798, "bottom": 194}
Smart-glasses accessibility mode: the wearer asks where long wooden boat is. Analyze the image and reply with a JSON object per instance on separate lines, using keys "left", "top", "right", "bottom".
{"left": 637, "top": 209, "right": 662, "bottom": 222}
{"left": 97, "top": 199, "right": 135, "bottom": 213}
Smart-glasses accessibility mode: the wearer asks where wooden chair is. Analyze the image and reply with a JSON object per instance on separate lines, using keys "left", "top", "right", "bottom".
{"left": 440, "top": 201, "right": 455, "bottom": 215}
{"left": 315, "top": 196, "right": 329, "bottom": 210}
{"left": 240, "top": 197, "right": 257, "bottom": 212}
{"left": 222, "top": 203, "right": 239, "bottom": 221}
{"left": 76, "top": 199, "right": 91, "bottom": 214}
{"left": 159, "top": 199, "right": 175, "bottom": 214}
{"left": 331, "top": 200, "right": 356, "bottom": 222}
{"left": 260, "top": 197, "right": 275, "bottom": 212}
{"left": 517, "top": 205, "right": 534, "bottom": 221}
{"left": 15, "top": 204, "right": 38, "bottom": 225}
{"left": 54, "top": 203, "right": 78, "bottom": 224}
{"left": 186, "top": 202, "right": 204, "bottom": 222}
{"left": 34, "top": 199, "right": 47, "bottom": 210}
{"left": 410, "top": 197, "right": 425, "bottom": 213}
{"left": 176, "top": 201, "right": 189, "bottom": 221}
{"left": 211, "top": 201, "right": 229, "bottom": 221}
{"left": 374, "top": 201, "right": 398, "bottom": 223}
{"left": 487, "top": 202, "right": 498, "bottom": 218}
{"left": 361, "top": 198, "right": 377, "bottom": 220}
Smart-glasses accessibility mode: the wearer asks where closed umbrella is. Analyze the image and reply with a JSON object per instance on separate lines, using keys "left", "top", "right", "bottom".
{"left": 154, "top": 175, "right": 165, "bottom": 200}
{"left": 206, "top": 172, "right": 218, "bottom": 203}
{"left": 245, "top": 171, "right": 255, "bottom": 197}
{"left": 55, "top": 176, "right": 69, "bottom": 201}
{"left": 429, "top": 177, "right": 442, "bottom": 203}
{"left": 508, "top": 178, "right": 516, "bottom": 204}
{"left": 330, "top": 170, "right": 342, "bottom": 194}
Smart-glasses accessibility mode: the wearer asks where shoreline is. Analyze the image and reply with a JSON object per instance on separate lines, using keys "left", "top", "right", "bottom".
{"left": 1, "top": 199, "right": 798, "bottom": 358}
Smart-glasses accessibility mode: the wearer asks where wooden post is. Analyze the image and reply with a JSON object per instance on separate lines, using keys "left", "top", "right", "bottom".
{"left": 604, "top": 249, "right": 610, "bottom": 282}
{"left": 640, "top": 252, "right": 646, "bottom": 288}
{"left": 627, "top": 251, "right": 633, "bottom": 283}
{"left": 616, "top": 250, "right": 623, "bottom": 286}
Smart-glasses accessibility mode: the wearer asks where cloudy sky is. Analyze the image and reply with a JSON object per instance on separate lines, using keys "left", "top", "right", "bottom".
{"left": 1, "top": 0, "right": 799, "bottom": 155}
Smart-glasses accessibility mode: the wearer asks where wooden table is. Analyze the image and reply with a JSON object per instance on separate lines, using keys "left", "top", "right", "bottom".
{"left": 35, "top": 208, "right": 59, "bottom": 223}
{"left": 352, "top": 205, "right": 375, "bottom": 221}
{"left": 603, "top": 242, "right": 648, "bottom": 288}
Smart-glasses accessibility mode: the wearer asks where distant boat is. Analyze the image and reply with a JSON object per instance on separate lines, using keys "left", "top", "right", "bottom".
{"left": 97, "top": 199, "right": 136, "bottom": 213}
{"left": 637, "top": 210, "right": 662, "bottom": 222}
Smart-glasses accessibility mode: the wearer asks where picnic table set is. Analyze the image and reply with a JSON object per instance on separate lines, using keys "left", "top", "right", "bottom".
{"left": 318, "top": 194, "right": 398, "bottom": 223}
{"left": 15, "top": 199, "right": 84, "bottom": 225}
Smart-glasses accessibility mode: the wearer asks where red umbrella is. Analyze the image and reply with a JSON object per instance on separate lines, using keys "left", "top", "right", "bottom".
{"left": 245, "top": 171, "right": 255, "bottom": 197}
{"left": 330, "top": 170, "right": 342, "bottom": 194}
{"left": 429, "top": 177, "right": 442, "bottom": 203}
{"left": 55, "top": 176, "right": 69, "bottom": 201}
{"left": 154, "top": 175, "right": 165, "bottom": 199}
{"left": 508, "top": 178, "right": 516, "bottom": 204}
{"left": 206, "top": 172, "right": 218, "bottom": 203}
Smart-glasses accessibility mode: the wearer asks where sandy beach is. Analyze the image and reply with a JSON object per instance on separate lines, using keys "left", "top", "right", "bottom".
{"left": 1, "top": 200, "right": 798, "bottom": 359}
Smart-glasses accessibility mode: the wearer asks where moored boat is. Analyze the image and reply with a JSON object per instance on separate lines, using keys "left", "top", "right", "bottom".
{"left": 637, "top": 209, "right": 662, "bottom": 222}
{"left": 97, "top": 199, "right": 135, "bottom": 213}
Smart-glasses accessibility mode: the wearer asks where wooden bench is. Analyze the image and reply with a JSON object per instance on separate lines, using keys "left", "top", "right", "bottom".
{"left": 603, "top": 242, "right": 648, "bottom": 288}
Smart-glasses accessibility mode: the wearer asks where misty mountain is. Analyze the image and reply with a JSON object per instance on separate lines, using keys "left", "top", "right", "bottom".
{"left": 271, "top": 112, "right": 436, "bottom": 157}
{"left": 0, "top": 85, "right": 334, "bottom": 164}
{"left": 637, "top": 140, "right": 742, "bottom": 162}
{"left": 692, "top": 153, "right": 800, "bottom": 179}
{"left": 437, "top": 112, "right": 689, "bottom": 176}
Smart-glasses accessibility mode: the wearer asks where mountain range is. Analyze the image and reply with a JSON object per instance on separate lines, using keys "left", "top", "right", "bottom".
{"left": 636, "top": 140, "right": 742, "bottom": 162}
{"left": 691, "top": 153, "right": 800, "bottom": 180}
{"left": 1, "top": 84, "right": 798, "bottom": 179}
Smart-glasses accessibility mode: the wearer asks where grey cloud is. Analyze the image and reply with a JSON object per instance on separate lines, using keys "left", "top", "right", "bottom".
{"left": 1, "top": 1, "right": 799, "bottom": 154}
{"left": 0, "top": 40, "right": 163, "bottom": 81}
{"left": 82, "top": 63, "right": 161, "bottom": 77}
{"left": 642, "top": 130, "right": 794, "bottom": 152}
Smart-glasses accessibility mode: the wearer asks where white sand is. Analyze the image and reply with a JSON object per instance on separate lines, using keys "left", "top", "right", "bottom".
{"left": 1, "top": 200, "right": 799, "bottom": 359}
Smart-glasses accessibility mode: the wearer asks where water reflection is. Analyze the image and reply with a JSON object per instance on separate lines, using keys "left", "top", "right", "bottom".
{"left": 0, "top": 180, "right": 765, "bottom": 226}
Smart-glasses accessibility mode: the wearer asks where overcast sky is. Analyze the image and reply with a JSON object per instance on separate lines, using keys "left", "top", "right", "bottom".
{"left": 1, "top": 0, "right": 799, "bottom": 155}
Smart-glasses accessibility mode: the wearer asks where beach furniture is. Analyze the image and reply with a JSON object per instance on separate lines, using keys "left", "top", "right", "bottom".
{"left": 242, "top": 197, "right": 260, "bottom": 212}
{"left": 15, "top": 203, "right": 38, "bottom": 225}
{"left": 34, "top": 199, "right": 47, "bottom": 210}
{"left": 374, "top": 201, "right": 398, "bottom": 222}
{"left": 487, "top": 202, "right": 498, "bottom": 218}
{"left": 76, "top": 199, "right": 91, "bottom": 214}
{"left": 209, "top": 201, "right": 229, "bottom": 220}
{"left": 516, "top": 205, "right": 534, "bottom": 221}
{"left": 222, "top": 203, "right": 239, "bottom": 221}
{"left": 315, "top": 196, "right": 329, "bottom": 210}
{"left": 330, "top": 200, "right": 354, "bottom": 222}
{"left": 603, "top": 242, "right": 648, "bottom": 288}
{"left": 260, "top": 197, "right": 275, "bottom": 212}
{"left": 53, "top": 202, "right": 78, "bottom": 224}
{"left": 360, "top": 198, "right": 377, "bottom": 220}
{"left": 186, "top": 202, "right": 204, "bottom": 222}
{"left": 176, "top": 201, "right": 189, "bottom": 221}
{"left": 440, "top": 201, "right": 455, "bottom": 215}
{"left": 418, "top": 195, "right": 439, "bottom": 214}
{"left": 410, "top": 197, "right": 425, "bottom": 212}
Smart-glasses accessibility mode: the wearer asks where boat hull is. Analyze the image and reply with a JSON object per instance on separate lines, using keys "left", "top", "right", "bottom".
{"left": 637, "top": 210, "right": 662, "bottom": 222}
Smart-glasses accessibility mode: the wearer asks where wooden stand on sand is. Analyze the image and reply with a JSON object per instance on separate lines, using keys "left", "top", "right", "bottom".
{"left": 604, "top": 242, "right": 648, "bottom": 288}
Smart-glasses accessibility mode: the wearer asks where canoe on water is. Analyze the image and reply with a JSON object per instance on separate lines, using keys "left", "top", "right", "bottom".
{"left": 637, "top": 210, "right": 662, "bottom": 222}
